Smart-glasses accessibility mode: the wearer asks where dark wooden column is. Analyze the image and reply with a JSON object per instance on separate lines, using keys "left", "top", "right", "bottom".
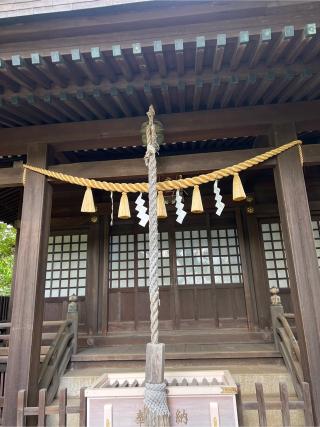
{"left": 99, "top": 215, "right": 109, "bottom": 335}
{"left": 245, "top": 214, "right": 271, "bottom": 329}
{"left": 271, "top": 122, "right": 320, "bottom": 424}
{"left": 86, "top": 218, "right": 100, "bottom": 335}
{"left": 3, "top": 144, "right": 52, "bottom": 427}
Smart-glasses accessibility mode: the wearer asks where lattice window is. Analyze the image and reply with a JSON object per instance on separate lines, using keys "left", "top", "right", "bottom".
{"left": 45, "top": 234, "right": 88, "bottom": 297}
{"left": 109, "top": 234, "right": 135, "bottom": 289}
{"left": 137, "top": 232, "right": 170, "bottom": 287}
{"left": 211, "top": 228, "right": 243, "bottom": 284}
{"left": 261, "top": 222, "right": 289, "bottom": 289}
{"left": 312, "top": 220, "right": 320, "bottom": 267}
{"left": 175, "top": 230, "right": 211, "bottom": 286}
{"left": 109, "top": 232, "right": 170, "bottom": 289}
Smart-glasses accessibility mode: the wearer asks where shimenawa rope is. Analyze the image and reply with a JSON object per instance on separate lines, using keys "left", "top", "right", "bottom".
{"left": 23, "top": 139, "right": 302, "bottom": 193}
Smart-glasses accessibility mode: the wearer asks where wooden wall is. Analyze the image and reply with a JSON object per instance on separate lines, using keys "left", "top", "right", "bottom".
{"left": 37, "top": 168, "right": 320, "bottom": 334}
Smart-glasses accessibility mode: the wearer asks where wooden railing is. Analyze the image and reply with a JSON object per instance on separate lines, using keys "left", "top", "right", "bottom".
{"left": 236, "top": 381, "right": 314, "bottom": 427}
{"left": 270, "top": 288, "right": 303, "bottom": 398}
{"left": 0, "top": 297, "right": 9, "bottom": 323}
{"left": 16, "top": 387, "right": 86, "bottom": 427}
{"left": 0, "top": 295, "right": 79, "bottom": 407}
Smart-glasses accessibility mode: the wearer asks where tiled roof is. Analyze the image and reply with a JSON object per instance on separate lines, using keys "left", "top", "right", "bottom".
{"left": 0, "top": 0, "right": 150, "bottom": 19}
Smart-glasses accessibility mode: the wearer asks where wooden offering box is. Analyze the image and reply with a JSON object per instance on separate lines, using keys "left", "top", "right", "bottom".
{"left": 86, "top": 370, "right": 238, "bottom": 427}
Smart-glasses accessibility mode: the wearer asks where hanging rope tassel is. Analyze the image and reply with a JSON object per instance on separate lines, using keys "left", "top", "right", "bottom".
{"left": 118, "top": 192, "right": 131, "bottom": 219}
{"left": 298, "top": 144, "right": 304, "bottom": 166}
{"left": 81, "top": 187, "right": 96, "bottom": 213}
{"left": 157, "top": 191, "right": 167, "bottom": 219}
{"left": 232, "top": 173, "right": 246, "bottom": 202}
{"left": 191, "top": 185, "right": 204, "bottom": 214}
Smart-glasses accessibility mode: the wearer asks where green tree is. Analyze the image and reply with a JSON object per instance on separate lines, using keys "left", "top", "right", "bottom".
{"left": 0, "top": 222, "right": 16, "bottom": 295}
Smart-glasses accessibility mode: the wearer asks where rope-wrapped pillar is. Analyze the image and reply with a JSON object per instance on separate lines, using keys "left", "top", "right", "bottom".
{"left": 143, "top": 106, "right": 170, "bottom": 427}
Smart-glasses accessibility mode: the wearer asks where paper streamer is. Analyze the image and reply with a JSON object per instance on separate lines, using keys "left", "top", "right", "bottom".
{"left": 175, "top": 190, "right": 187, "bottom": 224}
{"left": 214, "top": 180, "right": 225, "bottom": 216}
{"left": 110, "top": 191, "right": 114, "bottom": 226}
{"left": 135, "top": 193, "right": 149, "bottom": 227}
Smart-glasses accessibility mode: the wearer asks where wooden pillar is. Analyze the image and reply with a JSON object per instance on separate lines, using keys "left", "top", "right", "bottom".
{"left": 235, "top": 208, "right": 259, "bottom": 331}
{"left": 86, "top": 218, "right": 100, "bottom": 336}
{"left": 271, "top": 122, "right": 320, "bottom": 424}
{"left": 3, "top": 144, "right": 52, "bottom": 427}
{"left": 99, "top": 215, "right": 109, "bottom": 335}
{"left": 245, "top": 214, "right": 271, "bottom": 329}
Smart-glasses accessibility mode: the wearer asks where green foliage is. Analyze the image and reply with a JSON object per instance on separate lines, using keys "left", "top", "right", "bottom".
{"left": 0, "top": 222, "right": 16, "bottom": 295}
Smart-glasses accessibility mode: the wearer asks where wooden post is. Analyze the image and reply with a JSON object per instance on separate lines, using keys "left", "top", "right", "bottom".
{"left": 67, "top": 295, "right": 79, "bottom": 355}
{"left": 145, "top": 343, "right": 165, "bottom": 384}
{"left": 3, "top": 144, "right": 52, "bottom": 427}
{"left": 271, "top": 122, "right": 320, "bottom": 425}
{"left": 86, "top": 217, "right": 100, "bottom": 336}
{"left": 270, "top": 287, "right": 284, "bottom": 352}
{"left": 246, "top": 215, "right": 271, "bottom": 329}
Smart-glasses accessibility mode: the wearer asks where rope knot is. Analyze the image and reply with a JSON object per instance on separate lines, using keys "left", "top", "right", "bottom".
{"left": 144, "top": 382, "right": 170, "bottom": 417}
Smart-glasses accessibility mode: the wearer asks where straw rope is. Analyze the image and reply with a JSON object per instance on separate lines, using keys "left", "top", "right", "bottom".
{"left": 23, "top": 139, "right": 302, "bottom": 193}
{"left": 144, "top": 106, "right": 160, "bottom": 345}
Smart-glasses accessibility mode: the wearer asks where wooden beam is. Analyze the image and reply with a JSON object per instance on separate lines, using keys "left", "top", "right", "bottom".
{"left": 154, "top": 40, "right": 167, "bottom": 78}
{"left": 263, "top": 72, "right": 294, "bottom": 105}
{"left": 249, "top": 28, "right": 272, "bottom": 69}
{"left": 272, "top": 122, "right": 320, "bottom": 425}
{"left": 278, "top": 70, "right": 313, "bottom": 103}
{"left": 195, "top": 36, "right": 205, "bottom": 75}
{"left": 230, "top": 31, "right": 249, "bottom": 71}
{"left": 160, "top": 82, "right": 171, "bottom": 114}
{"left": 0, "top": 1, "right": 317, "bottom": 48}
{"left": 220, "top": 75, "right": 239, "bottom": 108}
{"left": 2, "top": 144, "right": 52, "bottom": 427}
{"left": 0, "top": 166, "right": 23, "bottom": 187}
{"left": 112, "top": 45, "right": 133, "bottom": 81}
{"left": 206, "top": 77, "right": 220, "bottom": 109}
{"left": 50, "top": 144, "right": 320, "bottom": 180}
{"left": 248, "top": 72, "right": 275, "bottom": 105}
{"left": 192, "top": 79, "right": 203, "bottom": 111}
{"left": 0, "top": 101, "right": 319, "bottom": 155}
{"left": 132, "top": 43, "right": 149, "bottom": 80}
{"left": 285, "top": 24, "right": 316, "bottom": 65}
{"left": 234, "top": 74, "right": 256, "bottom": 107}
{"left": 177, "top": 81, "right": 186, "bottom": 113}
{"left": 266, "top": 25, "right": 295, "bottom": 66}
{"left": 212, "top": 34, "right": 226, "bottom": 73}
{"left": 175, "top": 39, "right": 184, "bottom": 77}
{"left": 1, "top": 58, "right": 318, "bottom": 101}
{"left": 71, "top": 49, "right": 101, "bottom": 85}
{"left": 90, "top": 47, "right": 116, "bottom": 83}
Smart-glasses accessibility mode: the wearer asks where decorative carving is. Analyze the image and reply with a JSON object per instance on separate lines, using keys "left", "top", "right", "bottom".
{"left": 67, "top": 294, "right": 78, "bottom": 313}
{"left": 270, "top": 287, "right": 282, "bottom": 305}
